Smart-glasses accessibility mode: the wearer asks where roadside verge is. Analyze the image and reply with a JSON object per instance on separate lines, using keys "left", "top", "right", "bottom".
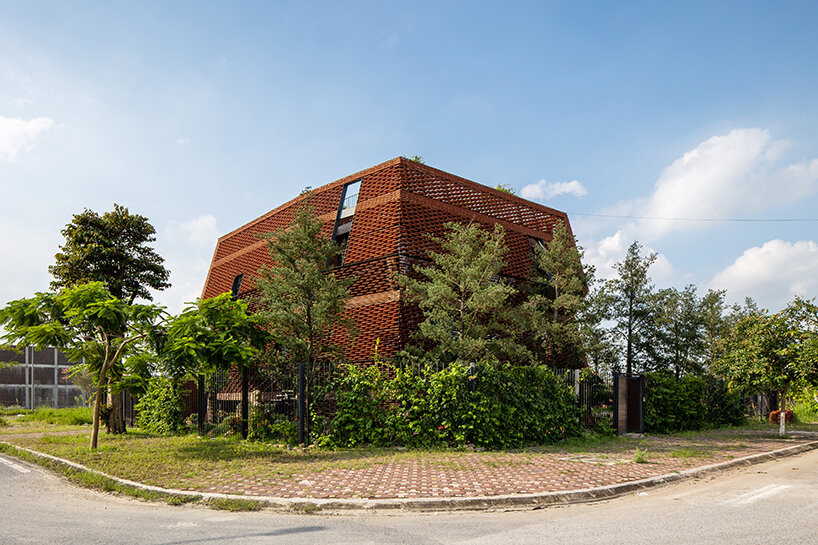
{"left": 2, "top": 439, "right": 816, "bottom": 513}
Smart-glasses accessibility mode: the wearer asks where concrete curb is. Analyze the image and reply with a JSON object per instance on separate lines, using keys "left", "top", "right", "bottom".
{"left": 3, "top": 439, "right": 817, "bottom": 513}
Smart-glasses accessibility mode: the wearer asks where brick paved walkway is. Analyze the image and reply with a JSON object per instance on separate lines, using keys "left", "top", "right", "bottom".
{"left": 172, "top": 433, "right": 814, "bottom": 500}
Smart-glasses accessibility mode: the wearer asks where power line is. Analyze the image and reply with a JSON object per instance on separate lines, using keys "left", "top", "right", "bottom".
{"left": 567, "top": 212, "right": 818, "bottom": 222}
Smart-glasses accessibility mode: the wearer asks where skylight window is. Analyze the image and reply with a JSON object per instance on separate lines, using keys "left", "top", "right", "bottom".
{"left": 342, "top": 180, "right": 361, "bottom": 210}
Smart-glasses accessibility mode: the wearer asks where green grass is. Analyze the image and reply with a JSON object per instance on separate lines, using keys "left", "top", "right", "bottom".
{"left": 18, "top": 407, "right": 92, "bottom": 425}
{"left": 634, "top": 447, "right": 648, "bottom": 463}
{"left": 0, "top": 406, "right": 30, "bottom": 416}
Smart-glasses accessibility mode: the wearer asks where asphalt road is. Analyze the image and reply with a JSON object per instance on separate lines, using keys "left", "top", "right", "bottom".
{"left": 1, "top": 449, "right": 816, "bottom": 545}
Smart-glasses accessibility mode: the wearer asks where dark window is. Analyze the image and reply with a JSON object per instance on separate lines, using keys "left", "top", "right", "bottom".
{"left": 230, "top": 274, "right": 244, "bottom": 300}
{"left": 527, "top": 236, "right": 545, "bottom": 253}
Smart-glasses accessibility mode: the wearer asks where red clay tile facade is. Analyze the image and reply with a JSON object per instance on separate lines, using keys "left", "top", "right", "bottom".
{"left": 202, "top": 157, "right": 574, "bottom": 363}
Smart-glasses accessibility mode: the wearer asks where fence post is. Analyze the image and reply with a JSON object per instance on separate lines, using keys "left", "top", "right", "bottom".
{"left": 24, "top": 346, "right": 30, "bottom": 410}
{"left": 469, "top": 362, "right": 477, "bottom": 392}
{"left": 197, "top": 374, "right": 205, "bottom": 436}
{"left": 53, "top": 347, "right": 59, "bottom": 408}
{"left": 241, "top": 366, "right": 249, "bottom": 440}
{"left": 297, "top": 362, "right": 306, "bottom": 445}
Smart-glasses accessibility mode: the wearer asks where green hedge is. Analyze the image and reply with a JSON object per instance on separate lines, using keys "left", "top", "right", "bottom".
{"left": 645, "top": 372, "right": 745, "bottom": 433}
{"left": 135, "top": 376, "right": 185, "bottom": 435}
{"left": 322, "top": 361, "right": 580, "bottom": 449}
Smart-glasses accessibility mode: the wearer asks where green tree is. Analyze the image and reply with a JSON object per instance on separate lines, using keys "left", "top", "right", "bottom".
{"left": 714, "top": 298, "right": 818, "bottom": 434}
{"left": 153, "top": 294, "right": 268, "bottom": 438}
{"left": 48, "top": 204, "right": 170, "bottom": 433}
{"left": 256, "top": 206, "right": 354, "bottom": 367}
{"left": 529, "top": 220, "right": 591, "bottom": 367}
{"left": 650, "top": 285, "right": 706, "bottom": 377}
{"left": 397, "top": 222, "right": 529, "bottom": 364}
{"left": 254, "top": 206, "right": 354, "bottom": 439}
{"left": 49, "top": 204, "right": 170, "bottom": 303}
{"left": 601, "top": 241, "right": 657, "bottom": 375}
{"left": 0, "top": 282, "right": 163, "bottom": 449}
{"left": 699, "top": 288, "right": 729, "bottom": 371}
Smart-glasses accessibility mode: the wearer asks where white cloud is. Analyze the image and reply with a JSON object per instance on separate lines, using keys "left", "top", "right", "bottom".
{"left": 0, "top": 115, "right": 54, "bottom": 161}
{"left": 708, "top": 239, "right": 818, "bottom": 311}
{"left": 179, "top": 215, "right": 219, "bottom": 246}
{"left": 581, "top": 229, "right": 675, "bottom": 285}
{"left": 627, "top": 128, "right": 818, "bottom": 240}
{"left": 521, "top": 179, "right": 587, "bottom": 201}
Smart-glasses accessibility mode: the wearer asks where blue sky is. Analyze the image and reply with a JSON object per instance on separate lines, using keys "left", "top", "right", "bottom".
{"left": 1, "top": 1, "right": 817, "bottom": 313}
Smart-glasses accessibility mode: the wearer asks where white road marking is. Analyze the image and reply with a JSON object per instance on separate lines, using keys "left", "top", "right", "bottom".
{"left": 722, "top": 484, "right": 791, "bottom": 505}
{"left": 0, "top": 455, "right": 31, "bottom": 474}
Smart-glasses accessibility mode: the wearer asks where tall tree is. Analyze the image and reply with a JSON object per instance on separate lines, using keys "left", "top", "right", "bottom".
{"left": 699, "top": 288, "right": 729, "bottom": 371}
{"left": 0, "top": 283, "right": 163, "bottom": 449}
{"left": 397, "top": 221, "right": 529, "bottom": 364}
{"left": 650, "top": 285, "right": 705, "bottom": 377}
{"left": 529, "top": 220, "right": 591, "bottom": 367}
{"left": 602, "top": 241, "right": 657, "bottom": 375}
{"left": 255, "top": 206, "right": 354, "bottom": 440}
{"left": 50, "top": 204, "right": 170, "bottom": 303}
{"left": 49, "top": 204, "right": 170, "bottom": 433}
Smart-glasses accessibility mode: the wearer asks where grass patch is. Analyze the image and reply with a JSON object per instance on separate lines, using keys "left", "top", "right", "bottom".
{"left": 546, "top": 432, "right": 625, "bottom": 453}
{"left": 0, "top": 417, "right": 7, "bottom": 427}
{"left": 207, "top": 497, "right": 266, "bottom": 512}
{"left": 0, "top": 406, "right": 30, "bottom": 416}
{"left": 18, "top": 407, "right": 92, "bottom": 426}
{"left": 634, "top": 448, "right": 649, "bottom": 463}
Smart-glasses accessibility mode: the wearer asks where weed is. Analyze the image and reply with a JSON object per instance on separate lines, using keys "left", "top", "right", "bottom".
{"left": 207, "top": 497, "right": 266, "bottom": 512}
{"left": 634, "top": 448, "right": 648, "bottom": 464}
{"left": 290, "top": 502, "right": 321, "bottom": 514}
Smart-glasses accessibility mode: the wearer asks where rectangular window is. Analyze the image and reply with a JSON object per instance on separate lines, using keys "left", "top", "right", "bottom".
{"left": 342, "top": 180, "right": 361, "bottom": 211}
{"left": 230, "top": 274, "right": 244, "bottom": 300}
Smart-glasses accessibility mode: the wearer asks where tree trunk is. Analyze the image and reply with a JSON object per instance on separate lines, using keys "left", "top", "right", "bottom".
{"left": 106, "top": 387, "right": 126, "bottom": 434}
{"left": 90, "top": 383, "right": 105, "bottom": 449}
{"left": 779, "top": 388, "right": 787, "bottom": 436}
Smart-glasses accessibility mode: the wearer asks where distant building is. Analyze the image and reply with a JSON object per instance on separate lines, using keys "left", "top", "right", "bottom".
{"left": 202, "top": 157, "right": 576, "bottom": 363}
{"left": 0, "top": 347, "right": 85, "bottom": 408}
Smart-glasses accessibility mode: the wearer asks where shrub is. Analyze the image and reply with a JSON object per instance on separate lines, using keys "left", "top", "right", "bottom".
{"left": 326, "top": 360, "right": 579, "bottom": 449}
{"left": 135, "top": 377, "right": 185, "bottom": 435}
{"left": 645, "top": 372, "right": 745, "bottom": 433}
{"left": 704, "top": 376, "right": 745, "bottom": 427}
{"left": 248, "top": 404, "right": 296, "bottom": 444}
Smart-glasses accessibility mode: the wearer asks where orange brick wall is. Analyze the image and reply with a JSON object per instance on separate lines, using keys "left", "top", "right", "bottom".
{"left": 202, "top": 157, "right": 574, "bottom": 363}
